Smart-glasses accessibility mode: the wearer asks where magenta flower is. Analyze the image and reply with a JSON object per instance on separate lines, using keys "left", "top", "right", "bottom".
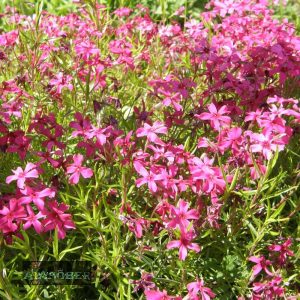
{"left": 22, "top": 205, "right": 44, "bottom": 233}
{"left": 268, "top": 238, "right": 294, "bottom": 265}
{"left": 145, "top": 289, "right": 181, "bottom": 300}
{"left": 19, "top": 186, "right": 55, "bottom": 210}
{"left": 66, "top": 154, "right": 93, "bottom": 185}
{"left": 195, "top": 103, "right": 231, "bottom": 131}
{"left": 252, "top": 276, "right": 285, "bottom": 299}
{"left": 69, "top": 112, "right": 92, "bottom": 138}
{"left": 74, "top": 40, "right": 100, "bottom": 60}
{"left": 250, "top": 132, "right": 285, "bottom": 160}
{"left": 6, "top": 163, "right": 39, "bottom": 189}
{"left": 167, "top": 231, "right": 201, "bottom": 261}
{"left": 167, "top": 199, "right": 199, "bottom": 231}
{"left": 0, "top": 198, "right": 26, "bottom": 233}
{"left": 249, "top": 255, "right": 273, "bottom": 277}
{"left": 42, "top": 200, "right": 75, "bottom": 239}
{"left": 49, "top": 72, "right": 73, "bottom": 94}
{"left": 113, "top": 7, "right": 132, "bottom": 17}
{"left": 187, "top": 279, "right": 216, "bottom": 300}
{"left": 86, "top": 125, "right": 107, "bottom": 145}
{"left": 133, "top": 161, "right": 161, "bottom": 193}
{"left": 136, "top": 121, "right": 168, "bottom": 144}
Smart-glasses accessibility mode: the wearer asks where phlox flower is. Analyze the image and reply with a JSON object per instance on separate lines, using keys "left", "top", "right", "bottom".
{"left": 133, "top": 161, "right": 161, "bottom": 193}
{"left": 187, "top": 279, "right": 216, "bottom": 300}
{"left": 249, "top": 255, "right": 273, "bottom": 277}
{"left": 69, "top": 112, "right": 92, "bottom": 138}
{"left": 113, "top": 7, "right": 132, "bottom": 17}
{"left": 268, "top": 238, "right": 294, "bottom": 265}
{"left": 0, "top": 198, "right": 26, "bottom": 233}
{"left": 42, "top": 200, "right": 75, "bottom": 239}
{"left": 66, "top": 154, "right": 93, "bottom": 185}
{"left": 145, "top": 289, "right": 181, "bottom": 300}
{"left": 136, "top": 121, "right": 168, "bottom": 144}
{"left": 252, "top": 276, "right": 285, "bottom": 299}
{"left": 49, "top": 72, "right": 73, "bottom": 94}
{"left": 22, "top": 205, "right": 44, "bottom": 233}
{"left": 250, "top": 132, "right": 285, "bottom": 160}
{"left": 19, "top": 186, "right": 55, "bottom": 210}
{"left": 167, "top": 230, "right": 201, "bottom": 261}
{"left": 6, "top": 163, "right": 39, "bottom": 189}
{"left": 195, "top": 103, "right": 231, "bottom": 131}
{"left": 167, "top": 199, "right": 199, "bottom": 231}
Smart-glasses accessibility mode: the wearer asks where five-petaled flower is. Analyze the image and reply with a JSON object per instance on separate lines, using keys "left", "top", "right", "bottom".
{"left": 66, "top": 154, "right": 93, "bottom": 184}
{"left": 6, "top": 163, "right": 39, "bottom": 189}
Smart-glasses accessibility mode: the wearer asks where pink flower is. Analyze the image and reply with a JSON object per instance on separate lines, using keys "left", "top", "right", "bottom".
{"left": 145, "top": 289, "right": 181, "bottom": 300}
{"left": 252, "top": 276, "right": 285, "bottom": 299}
{"left": 195, "top": 103, "right": 231, "bottom": 131}
{"left": 69, "top": 112, "right": 92, "bottom": 138}
{"left": 113, "top": 7, "right": 132, "bottom": 17}
{"left": 86, "top": 125, "right": 107, "bottom": 145}
{"left": 49, "top": 72, "right": 73, "bottom": 94}
{"left": 167, "top": 199, "right": 199, "bottom": 231}
{"left": 19, "top": 186, "right": 55, "bottom": 210}
{"left": 133, "top": 161, "right": 161, "bottom": 193}
{"left": 0, "top": 198, "right": 26, "bottom": 233}
{"left": 66, "top": 154, "right": 93, "bottom": 185}
{"left": 136, "top": 121, "right": 168, "bottom": 144}
{"left": 42, "top": 200, "right": 75, "bottom": 239}
{"left": 250, "top": 132, "right": 285, "bottom": 160}
{"left": 268, "top": 238, "right": 294, "bottom": 265}
{"left": 6, "top": 163, "right": 39, "bottom": 189}
{"left": 74, "top": 40, "right": 100, "bottom": 60}
{"left": 187, "top": 279, "right": 216, "bottom": 300}
{"left": 167, "top": 231, "right": 201, "bottom": 260}
{"left": 22, "top": 205, "right": 44, "bottom": 233}
{"left": 249, "top": 255, "right": 273, "bottom": 277}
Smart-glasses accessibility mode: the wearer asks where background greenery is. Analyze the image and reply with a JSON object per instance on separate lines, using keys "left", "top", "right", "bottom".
{"left": 0, "top": 0, "right": 299, "bottom": 32}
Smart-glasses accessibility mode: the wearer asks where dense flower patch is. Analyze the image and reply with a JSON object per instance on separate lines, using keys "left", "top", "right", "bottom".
{"left": 0, "top": 0, "right": 299, "bottom": 299}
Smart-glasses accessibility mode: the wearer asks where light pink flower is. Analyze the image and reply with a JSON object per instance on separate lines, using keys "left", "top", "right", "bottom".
{"left": 6, "top": 163, "right": 39, "bottom": 189}
{"left": 136, "top": 121, "right": 168, "bottom": 144}
{"left": 66, "top": 154, "right": 93, "bottom": 185}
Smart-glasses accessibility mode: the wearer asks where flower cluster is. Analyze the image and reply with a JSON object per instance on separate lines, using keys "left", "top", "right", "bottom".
{"left": 0, "top": 0, "right": 299, "bottom": 298}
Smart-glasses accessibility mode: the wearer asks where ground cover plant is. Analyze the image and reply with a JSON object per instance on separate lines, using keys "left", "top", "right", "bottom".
{"left": 0, "top": 0, "right": 299, "bottom": 299}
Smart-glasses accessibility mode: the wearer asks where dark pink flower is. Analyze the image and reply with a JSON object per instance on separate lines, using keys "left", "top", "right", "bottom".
{"left": 22, "top": 205, "right": 44, "bottom": 233}
{"left": 114, "top": 7, "right": 132, "bottom": 17}
{"left": 268, "top": 238, "right": 294, "bottom": 265}
{"left": 167, "top": 199, "right": 199, "bottom": 231}
{"left": 42, "top": 200, "right": 75, "bottom": 239}
{"left": 249, "top": 255, "right": 273, "bottom": 277}
{"left": 167, "top": 231, "right": 201, "bottom": 261}
{"left": 145, "top": 289, "right": 181, "bottom": 300}
{"left": 19, "top": 186, "right": 55, "bottom": 210}
{"left": 187, "top": 279, "right": 216, "bottom": 300}
{"left": 252, "top": 276, "right": 285, "bottom": 299}
{"left": 49, "top": 72, "right": 73, "bottom": 94}
{"left": 0, "top": 198, "right": 26, "bottom": 233}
